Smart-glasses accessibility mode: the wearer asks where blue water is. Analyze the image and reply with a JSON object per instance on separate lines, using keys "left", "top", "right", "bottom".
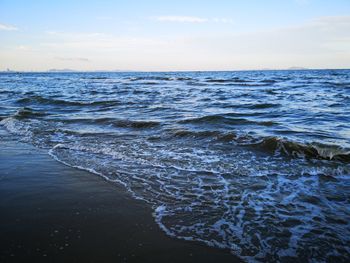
{"left": 1, "top": 70, "right": 350, "bottom": 262}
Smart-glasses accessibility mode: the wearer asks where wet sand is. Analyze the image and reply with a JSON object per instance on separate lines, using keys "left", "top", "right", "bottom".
{"left": 0, "top": 129, "right": 241, "bottom": 263}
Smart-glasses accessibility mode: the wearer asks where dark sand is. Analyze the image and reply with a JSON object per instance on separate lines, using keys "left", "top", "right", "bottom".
{"left": 0, "top": 129, "right": 241, "bottom": 263}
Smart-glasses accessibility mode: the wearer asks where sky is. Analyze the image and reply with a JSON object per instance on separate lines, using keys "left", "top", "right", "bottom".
{"left": 0, "top": 0, "right": 350, "bottom": 71}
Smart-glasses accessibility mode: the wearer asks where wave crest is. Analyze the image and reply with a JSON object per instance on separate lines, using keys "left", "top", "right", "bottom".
{"left": 257, "top": 137, "right": 350, "bottom": 162}
{"left": 16, "top": 95, "right": 121, "bottom": 107}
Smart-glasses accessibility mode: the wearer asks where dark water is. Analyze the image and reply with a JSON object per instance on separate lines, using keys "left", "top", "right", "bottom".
{"left": 1, "top": 70, "right": 350, "bottom": 262}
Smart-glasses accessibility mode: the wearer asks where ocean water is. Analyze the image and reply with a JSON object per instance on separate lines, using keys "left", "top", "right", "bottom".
{"left": 0, "top": 70, "right": 349, "bottom": 262}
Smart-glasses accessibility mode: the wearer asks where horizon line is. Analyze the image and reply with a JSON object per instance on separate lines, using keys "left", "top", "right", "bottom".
{"left": 1, "top": 67, "right": 350, "bottom": 73}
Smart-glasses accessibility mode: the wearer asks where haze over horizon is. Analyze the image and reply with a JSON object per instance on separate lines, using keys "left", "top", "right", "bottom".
{"left": 1, "top": 0, "right": 350, "bottom": 71}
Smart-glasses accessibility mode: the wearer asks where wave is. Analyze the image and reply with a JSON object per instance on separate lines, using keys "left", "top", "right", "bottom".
{"left": 255, "top": 137, "right": 350, "bottom": 162}
{"left": 16, "top": 95, "right": 121, "bottom": 107}
{"left": 165, "top": 128, "right": 350, "bottom": 162}
{"left": 3, "top": 107, "right": 348, "bottom": 163}
{"left": 61, "top": 117, "right": 160, "bottom": 129}
{"left": 179, "top": 115, "right": 277, "bottom": 127}
{"left": 207, "top": 82, "right": 273, "bottom": 87}
{"left": 260, "top": 79, "right": 277, "bottom": 84}
{"left": 169, "top": 129, "right": 222, "bottom": 138}
{"left": 0, "top": 90, "right": 16, "bottom": 94}
{"left": 186, "top": 81, "right": 208, "bottom": 86}
{"left": 13, "top": 107, "right": 48, "bottom": 119}
{"left": 129, "top": 76, "right": 174, "bottom": 81}
{"left": 322, "top": 81, "right": 350, "bottom": 87}
{"left": 175, "top": 77, "right": 193, "bottom": 81}
{"left": 241, "top": 103, "right": 280, "bottom": 109}
{"left": 264, "top": 89, "right": 279, "bottom": 95}
{"left": 142, "top": 81, "right": 160, "bottom": 85}
{"left": 248, "top": 103, "right": 281, "bottom": 109}
{"left": 205, "top": 78, "right": 244, "bottom": 83}
{"left": 54, "top": 128, "right": 119, "bottom": 137}
{"left": 226, "top": 83, "right": 273, "bottom": 87}
{"left": 204, "top": 78, "right": 277, "bottom": 87}
{"left": 166, "top": 129, "right": 258, "bottom": 145}
{"left": 129, "top": 76, "right": 193, "bottom": 81}
{"left": 129, "top": 76, "right": 195, "bottom": 82}
{"left": 113, "top": 119, "right": 160, "bottom": 129}
{"left": 85, "top": 76, "right": 109, "bottom": 80}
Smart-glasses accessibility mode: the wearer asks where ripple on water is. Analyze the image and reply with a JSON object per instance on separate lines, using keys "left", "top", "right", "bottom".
{"left": 0, "top": 70, "right": 350, "bottom": 262}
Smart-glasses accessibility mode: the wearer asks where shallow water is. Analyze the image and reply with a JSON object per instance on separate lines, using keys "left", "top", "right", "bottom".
{"left": 1, "top": 70, "right": 350, "bottom": 262}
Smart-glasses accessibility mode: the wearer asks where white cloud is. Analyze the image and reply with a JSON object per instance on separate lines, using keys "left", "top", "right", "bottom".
{"left": 0, "top": 23, "right": 18, "bottom": 31}
{"left": 154, "top": 16, "right": 208, "bottom": 23}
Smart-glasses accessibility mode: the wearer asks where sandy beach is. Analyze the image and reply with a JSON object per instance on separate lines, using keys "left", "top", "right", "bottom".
{"left": 0, "top": 129, "right": 240, "bottom": 263}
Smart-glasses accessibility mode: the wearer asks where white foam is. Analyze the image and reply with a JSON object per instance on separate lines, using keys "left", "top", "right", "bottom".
{"left": 1, "top": 114, "right": 350, "bottom": 262}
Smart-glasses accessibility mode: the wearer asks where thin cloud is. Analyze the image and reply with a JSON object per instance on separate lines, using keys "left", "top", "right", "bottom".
{"left": 0, "top": 23, "right": 18, "bottom": 31}
{"left": 294, "top": 0, "right": 311, "bottom": 6}
{"left": 96, "top": 16, "right": 114, "bottom": 21}
{"left": 55, "top": 57, "right": 90, "bottom": 62}
{"left": 212, "top": 18, "right": 234, "bottom": 24}
{"left": 16, "top": 45, "right": 31, "bottom": 51}
{"left": 154, "top": 16, "right": 208, "bottom": 23}
{"left": 3, "top": 15, "right": 348, "bottom": 71}
{"left": 153, "top": 16, "right": 234, "bottom": 24}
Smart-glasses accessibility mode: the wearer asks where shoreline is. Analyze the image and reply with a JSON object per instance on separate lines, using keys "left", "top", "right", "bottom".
{"left": 0, "top": 129, "right": 240, "bottom": 262}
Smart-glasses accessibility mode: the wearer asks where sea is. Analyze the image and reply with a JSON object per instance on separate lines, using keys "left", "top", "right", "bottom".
{"left": 0, "top": 70, "right": 349, "bottom": 262}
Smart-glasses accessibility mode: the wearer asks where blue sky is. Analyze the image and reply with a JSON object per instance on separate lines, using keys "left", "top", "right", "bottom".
{"left": 1, "top": 0, "right": 350, "bottom": 71}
